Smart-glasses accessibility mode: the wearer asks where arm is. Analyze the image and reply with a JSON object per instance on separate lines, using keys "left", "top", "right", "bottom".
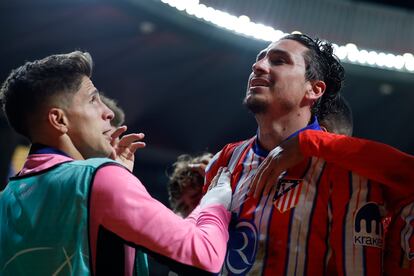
{"left": 250, "top": 130, "right": 414, "bottom": 198}
{"left": 299, "top": 130, "right": 414, "bottom": 193}
{"left": 90, "top": 165, "right": 231, "bottom": 273}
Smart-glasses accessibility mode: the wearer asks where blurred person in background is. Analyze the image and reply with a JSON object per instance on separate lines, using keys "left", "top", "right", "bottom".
{"left": 168, "top": 153, "right": 212, "bottom": 218}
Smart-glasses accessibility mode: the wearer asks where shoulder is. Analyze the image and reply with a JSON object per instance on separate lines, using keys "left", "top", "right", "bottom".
{"left": 205, "top": 138, "right": 253, "bottom": 179}
{"left": 67, "top": 158, "right": 128, "bottom": 171}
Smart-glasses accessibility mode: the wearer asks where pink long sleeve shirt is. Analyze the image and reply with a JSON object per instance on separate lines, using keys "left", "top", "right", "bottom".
{"left": 18, "top": 153, "right": 230, "bottom": 274}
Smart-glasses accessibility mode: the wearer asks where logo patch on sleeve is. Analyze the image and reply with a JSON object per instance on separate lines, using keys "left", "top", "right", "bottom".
{"left": 353, "top": 202, "right": 383, "bottom": 248}
{"left": 273, "top": 178, "right": 303, "bottom": 213}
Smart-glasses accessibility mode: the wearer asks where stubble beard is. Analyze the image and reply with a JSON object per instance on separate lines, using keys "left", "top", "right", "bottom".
{"left": 243, "top": 93, "right": 269, "bottom": 114}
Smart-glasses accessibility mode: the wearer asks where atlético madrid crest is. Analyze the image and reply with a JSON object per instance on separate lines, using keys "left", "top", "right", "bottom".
{"left": 273, "top": 178, "right": 303, "bottom": 213}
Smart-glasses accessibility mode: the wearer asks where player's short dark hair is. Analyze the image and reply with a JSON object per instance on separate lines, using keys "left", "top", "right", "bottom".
{"left": 0, "top": 51, "right": 93, "bottom": 139}
{"left": 282, "top": 33, "right": 345, "bottom": 117}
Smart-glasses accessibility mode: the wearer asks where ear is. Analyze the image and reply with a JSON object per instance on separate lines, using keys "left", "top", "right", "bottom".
{"left": 48, "top": 108, "right": 69, "bottom": 134}
{"left": 306, "top": 80, "right": 326, "bottom": 101}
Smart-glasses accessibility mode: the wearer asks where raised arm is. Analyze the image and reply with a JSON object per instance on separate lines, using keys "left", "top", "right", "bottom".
{"left": 250, "top": 130, "right": 414, "bottom": 198}
{"left": 299, "top": 130, "right": 414, "bottom": 193}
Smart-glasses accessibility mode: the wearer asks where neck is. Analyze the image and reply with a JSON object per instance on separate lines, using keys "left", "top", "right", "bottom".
{"left": 255, "top": 110, "right": 311, "bottom": 151}
{"left": 32, "top": 134, "right": 84, "bottom": 160}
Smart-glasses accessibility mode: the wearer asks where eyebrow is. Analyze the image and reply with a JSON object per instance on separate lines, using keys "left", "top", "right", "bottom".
{"left": 256, "top": 50, "right": 267, "bottom": 61}
{"left": 89, "top": 89, "right": 100, "bottom": 96}
{"left": 268, "top": 49, "right": 291, "bottom": 59}
{"left": 256, "top": 48, "right": 291, "bottom": 61}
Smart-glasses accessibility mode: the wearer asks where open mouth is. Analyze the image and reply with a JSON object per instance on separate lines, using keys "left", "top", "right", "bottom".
{"left": 250, "top": 77, "right": 270, "bottom": 88}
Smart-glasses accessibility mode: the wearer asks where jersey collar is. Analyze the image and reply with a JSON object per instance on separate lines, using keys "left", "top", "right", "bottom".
{"left": 253, "top": 116, "right": 321, "bottom": 157}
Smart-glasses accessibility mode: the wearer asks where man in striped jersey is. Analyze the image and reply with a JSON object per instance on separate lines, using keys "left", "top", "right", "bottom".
{"left": 204, "top": 33, "right": 414, "bottom": 275}
{"left": 251, "top": 131, "right": 414, "bottom": 276}
{"left": 248, "top": 97, "right": 414, "bottom": 275}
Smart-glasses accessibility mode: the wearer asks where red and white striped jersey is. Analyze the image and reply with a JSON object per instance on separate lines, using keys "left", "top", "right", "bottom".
{"left": 298, "top": 130, "right": 414, "bottom": 275}
{"left": 205, "top": 135, "right": 390, "bottom": 276}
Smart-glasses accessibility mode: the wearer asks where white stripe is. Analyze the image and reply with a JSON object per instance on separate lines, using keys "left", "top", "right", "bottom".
{"left": 285, "top": 158, "right": 325, "bottom": 276}
{"left": 205, "top": 150, "right": 222, "bottom": 174}
{"left": 222, "top": 146, "right": 258, "bottom": 275}
{"left": 249, "top": 176, "right": 277, "bottom": 275}
{"left": 228, "top": 140, "right": 252, "bottom": 174}
{"left": 344, "top": 173, "right": 368, "bottom": 276}
{"left": 281, "top": 189, "right": 290, "bottom": 212}
{"left": 231, "top": 149, "right": 258, "bottom": 213}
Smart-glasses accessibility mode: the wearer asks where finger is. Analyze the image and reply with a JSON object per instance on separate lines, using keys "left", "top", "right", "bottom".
{"left": 111, "top": 126, "right": 127, "bottom": 140}
{"left": 217, "top": 167, "right": 231, "bottom": 186}
{"left": 208, "top": 167, "right": 223, "bottom": 191}
{"left": 118, "top": 133, "right": 145, "bottom": 147}
{"left": 129, "top": 142, "right": 146, "bottom": 153}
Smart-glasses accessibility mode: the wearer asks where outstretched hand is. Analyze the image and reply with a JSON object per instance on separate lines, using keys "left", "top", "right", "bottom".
{"left": 109, "top": 125, "right": 146, "bottom": 171}
{"left": 248, "top": 136, "right": 304, "bottom": 198}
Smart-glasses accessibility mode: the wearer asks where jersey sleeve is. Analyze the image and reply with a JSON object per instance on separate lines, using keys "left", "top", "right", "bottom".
{"left": 299, "top": 130, "right": 414, "bottom": 198}
{"left": 89, "top": 165, "right": 231, "bottom": 273}
{"left": 203, "top": 141, "right": 245, "bottom": 195}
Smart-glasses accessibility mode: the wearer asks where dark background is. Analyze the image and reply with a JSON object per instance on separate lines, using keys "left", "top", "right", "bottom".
{"left": 1, "top": 0, "right": 413, "bottom": 204}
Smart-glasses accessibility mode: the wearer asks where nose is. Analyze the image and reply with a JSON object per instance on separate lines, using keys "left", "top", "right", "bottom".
{"left": 252, "top": 58, "right": 269, "bottom": 75}
{"left": 103, "top": 103, "right": 115, "bottom": 121}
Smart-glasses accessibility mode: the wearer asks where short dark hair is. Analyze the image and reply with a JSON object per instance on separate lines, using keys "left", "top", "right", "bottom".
{"left": 100, "top": 95, "right": 125, "bottom": 127}
{"left": 318, "top": 94, "right": 353, "bottom": 136}
{"left": 282, "top": 34, "right": 345, "bottom": 117}
{"left": 0, "top": 51, "right": 93, "bottom": 139}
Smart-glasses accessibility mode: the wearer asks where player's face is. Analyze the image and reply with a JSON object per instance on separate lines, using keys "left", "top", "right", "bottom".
{"left": 64, "top": 76, "right": 115, "bottom": 159}
{"left": 244, "top": 39, "right": 312, "bottom": 116}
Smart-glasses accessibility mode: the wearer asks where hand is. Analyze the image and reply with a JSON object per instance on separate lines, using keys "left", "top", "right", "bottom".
{"left": 188, "top": 153, "right": 213, "bottom": 177}
{"left": 200, "top": 167, "right": 232, "bottom": 211}
{"left": 248, "top": 136, "right": 304, "bottom": 198}
{"left": 109, "top": 125, "right": 146, "bottom": 171}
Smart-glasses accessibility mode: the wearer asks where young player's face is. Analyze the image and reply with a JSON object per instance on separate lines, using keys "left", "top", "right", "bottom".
{"left": 244, "top": 39, "right": 313, "bottom": 116}
{"left": 64, "top": 76, "right": 115, "bottom": 159}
